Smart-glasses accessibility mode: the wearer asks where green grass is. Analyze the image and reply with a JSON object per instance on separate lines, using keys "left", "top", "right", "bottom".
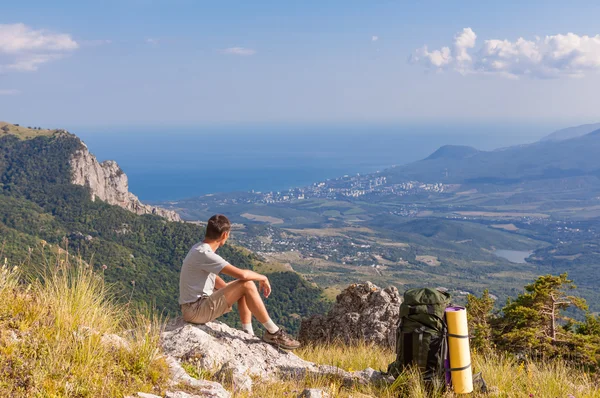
{"left": 0, "top": 121, "right": 59, "bottom": 140}
{"left": 0, "top": 252, "right": 170, "bottom": 397}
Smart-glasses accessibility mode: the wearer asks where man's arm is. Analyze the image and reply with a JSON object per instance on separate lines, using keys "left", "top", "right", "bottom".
{"left": 215, "top": 275, "right": 227, "bottom": 290}
{"left": 221, "top": 265, "right": 271, "bottom": 298}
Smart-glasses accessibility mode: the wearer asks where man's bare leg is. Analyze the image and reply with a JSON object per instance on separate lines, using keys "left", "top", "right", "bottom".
{"left": 221, "top": 280, "right": 270, "bottom": 323}
{"left": 215, "top": 278, "right": 253, "bottom": 330}
{"left": 220, "top": 279, "right": 300, "bottom": 349}
{"left": 237, "top": 295, "right": 254, "bottom": 334}
{"left": 238, "top": 295, "right": 252, "bottom": 324}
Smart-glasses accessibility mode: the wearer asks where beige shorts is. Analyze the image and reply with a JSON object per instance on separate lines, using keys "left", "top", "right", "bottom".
{"left": 181, "top": 289, "right": 232, "bottom": 324}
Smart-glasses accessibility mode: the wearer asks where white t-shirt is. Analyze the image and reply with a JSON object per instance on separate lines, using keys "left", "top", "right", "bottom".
{"left": 179, "top": 242, "right": 229, "bottom": 305}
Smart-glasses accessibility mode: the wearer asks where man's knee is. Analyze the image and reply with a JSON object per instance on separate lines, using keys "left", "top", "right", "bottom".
{"left": 241, "top": 280, "right": 257, "bottom": 292}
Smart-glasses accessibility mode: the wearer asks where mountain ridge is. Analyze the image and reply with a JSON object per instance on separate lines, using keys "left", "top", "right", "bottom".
{"left": 0, "top": 121, "right": 181, "bottom": 221}
{"left": 540, "top": 122, "right": 600, "bottom": 142}
{"left": 425, "top": 144, "right": 479, "bottom": 160}
{"left": 385, "top": 125, "right": 600, "bottom": 184}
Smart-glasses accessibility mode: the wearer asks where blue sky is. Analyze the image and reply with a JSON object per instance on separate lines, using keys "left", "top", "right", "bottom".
{"left": 1, "top": 0, "right": 600, "bottom": 129}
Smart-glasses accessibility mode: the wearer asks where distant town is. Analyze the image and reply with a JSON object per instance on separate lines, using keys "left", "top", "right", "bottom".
{"left": 212, "top": 172, "right": 456, "bottom": 205}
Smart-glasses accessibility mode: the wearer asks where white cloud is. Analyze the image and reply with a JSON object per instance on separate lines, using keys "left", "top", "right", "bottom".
{"left": 5, "top": 54, "right": 64, "bottom": 72}
{"left": 0, "top": 23, "right": 77, "bottom": 53}
{"left": 453, "top": 28, "right": 476, "bottom": 64}
{"left": 0, "top": 89, "right": 20, "bottom": 95}
{"left": 0, "top": 23, "right": 78, "bottom": 72}
{"left": 372, "top": 35, "right": 379, "bottom": 42}
{"left": 146, "top": 38, "right": 159, "bottom": 45}
{"left": 221, "top": 47, "right": 256, "bottom": 56}
{"left": 412, "top": 45, "right": 452, "bottom": 68}
{"left": 411, "top": 28, "right": 600, "bottom": 78}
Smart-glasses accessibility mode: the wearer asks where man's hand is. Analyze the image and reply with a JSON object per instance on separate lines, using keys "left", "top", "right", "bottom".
{"left": 259, "top": 277, "right": 271, "bottom": 298}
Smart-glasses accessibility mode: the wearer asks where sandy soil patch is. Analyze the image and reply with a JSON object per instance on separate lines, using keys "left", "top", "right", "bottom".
{"left": 491, "top": 223, "right": 519, "bottom": 231}
{"left": 456, "top": 189, "right": 478, "bottom": 195}
{"left": 553, "top": 254, "right": 582, "bottom": 260}
{"left": 241, "top": 213, "right": 284, "bottom": 224}
{"left": 284, "top": 228, "right": 344, "bottom": 237}
{"left": 417, "top": 210, "right": 433, "bottom": 217}
{"left": 455, "top": 211, "right": 549, "bottom": 219}
{"left": 322, "top": 286, "right": 342, "bottom": 301}
{"left": 285, "top": 226, "right": 376, "bottom": 237}
{"left": 416, "top": 255, "right": 441, "bottom": 266}
{"left": 377, "top": 240, "right": 409, "bottom": 248}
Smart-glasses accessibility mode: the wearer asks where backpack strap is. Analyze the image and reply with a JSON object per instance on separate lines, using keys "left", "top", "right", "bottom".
{"left": 449, "top": 363, "right": 472, "bottom": 372}
{"left": 447, "top": 333, "right": 469, "bottom": 339}
{"left": 403, "top": 331, "right": 414, "bottom": 364}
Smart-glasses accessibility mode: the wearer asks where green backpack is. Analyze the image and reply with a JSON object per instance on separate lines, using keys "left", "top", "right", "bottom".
{"left": 387, "top": 288, "right": 451, "bottom": 386}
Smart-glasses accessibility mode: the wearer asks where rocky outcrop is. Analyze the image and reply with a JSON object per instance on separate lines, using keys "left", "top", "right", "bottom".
{"left": 165, "top": 356, "right": 231, "bottom": 397}
{"left": 298, "top": 389, "right": 331, "bottom": 398}
{"left": 70, "top": 142, "right": 181, "bottom": 222}
{"left": 128, "top": 389, "right": 228, "bottom": 398}
{"left": 161, "top": 318, "right": 387, "bottom": 394}
{"left": 298, "top": 282, "right": 402, "bottom": 347}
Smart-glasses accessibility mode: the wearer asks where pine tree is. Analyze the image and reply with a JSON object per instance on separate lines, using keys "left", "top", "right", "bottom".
{"left": 494, "top": 273, "right": 589, "bottom": 360}
{"left": 577, "top": 314, "right": 600, "bottom": 336}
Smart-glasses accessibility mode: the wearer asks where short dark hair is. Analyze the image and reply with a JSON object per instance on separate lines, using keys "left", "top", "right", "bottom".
{"left": 205, "top": 214, "right": 231, "bottom": 240}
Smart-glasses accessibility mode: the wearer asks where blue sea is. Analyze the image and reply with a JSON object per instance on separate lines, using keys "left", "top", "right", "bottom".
{"left": 76, "top": 123, "right": 551, "bottom": 202}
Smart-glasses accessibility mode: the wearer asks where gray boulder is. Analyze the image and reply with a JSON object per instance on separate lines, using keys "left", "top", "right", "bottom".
{"left": 128, "top": 391, "right": 228, "bottom": 398}
{"left": 298, "top": 282, "right": 401, "bottom": 347}
{"left": 161, "top": 318, "right": 385, "bottom": 392}
{"left": 165, "top": 356, "right": 230, "bottom": 397}
{"left": 165, "top": 391, "right": 225, "bottom": 398}
{"left": 298, "top": 388, "right": 330, "bottom": 397}
{"left": 133, "top": 393, "right": 161, "bottom": 398}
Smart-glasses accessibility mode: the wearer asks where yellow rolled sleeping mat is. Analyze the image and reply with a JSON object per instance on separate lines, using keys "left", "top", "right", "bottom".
{"left": 446, "top": 306, "right": 473, "bottom": 394}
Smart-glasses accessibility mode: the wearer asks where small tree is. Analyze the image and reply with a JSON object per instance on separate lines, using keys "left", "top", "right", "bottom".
{"left": 577, "top": 314, "right": 600, "bottom": 336}
{"left": 495, "top": 273, "right": 587, "bottom": 359}
{"left": 466, "top": 289, "right": 495, "bottom": 354}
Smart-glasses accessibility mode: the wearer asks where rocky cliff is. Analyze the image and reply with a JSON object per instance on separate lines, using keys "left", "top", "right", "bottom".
{"left": 70, "top": 142, "right": 182, "bottom": 222}
{"left": 299, "top": 282, "right": 402, "bottom": 347}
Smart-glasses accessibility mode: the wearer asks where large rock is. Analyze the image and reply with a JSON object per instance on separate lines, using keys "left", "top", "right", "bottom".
{"left": 165, "top": 356, "right": 230, "bottom": 397}
{"left": 161, "top": 318, "right": 385, "bottom": 392}
{"left": 70, "top": 142, "right": 181, "bottom": 222}
{"left": 298, "top": 282, "right": 401, "bottom": 347}
{"left": 298, "top": 388, "right": 330, "bottom": 398}
{"left": 128, "top": 391, "right": 227, "bottom": 398}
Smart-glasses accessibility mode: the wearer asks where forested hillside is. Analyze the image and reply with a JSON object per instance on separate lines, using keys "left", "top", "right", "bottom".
{"left": 0, "top": 126, "right": 329, "bottom": 333}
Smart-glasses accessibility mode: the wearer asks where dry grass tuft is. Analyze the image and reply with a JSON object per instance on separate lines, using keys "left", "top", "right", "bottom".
{"left": 230, "top": 343, "right": 600, "bottom": 397}
{"left": 2, "top": 247, "right": 599, "bottom": 397}
{"left": 296, "top": 340, "right": 395, "bottom": 373}
{"left": 0, "top": 251, "right": 169, "bottom": 397}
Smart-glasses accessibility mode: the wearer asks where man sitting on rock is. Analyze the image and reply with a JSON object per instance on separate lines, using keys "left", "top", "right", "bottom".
{"left": 179, "top": 214, "right": 301, "bottom": 350}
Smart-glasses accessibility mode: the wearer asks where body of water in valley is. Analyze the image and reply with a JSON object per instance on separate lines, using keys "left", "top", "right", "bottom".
{"left": 76, "top": 123, "right": 550, "bottom": 201}
{"left": 493, "top": 249, "right": 534, "bottom": 264}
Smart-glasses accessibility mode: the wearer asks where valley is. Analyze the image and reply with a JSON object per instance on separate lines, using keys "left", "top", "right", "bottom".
{"left": 159, "top": 125, "right": 600, "bottom": 312}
